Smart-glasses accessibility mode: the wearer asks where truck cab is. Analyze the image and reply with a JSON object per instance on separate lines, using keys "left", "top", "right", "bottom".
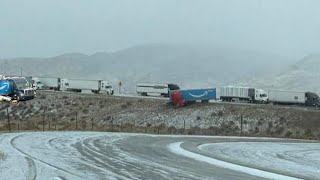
{"left": 10, "top": 77, "right": 36, "bottom": 101}
{"left": 100, "top": 81, "right": 114, "bottom": 95}
{"left": 255, "top": 89, "right": 268, "bottom": 102}
{"left": 305, "top": 92, "right": 320, "bottom": 107}
{"left": 31, "top": 77, "right": 44, "bottom": 90}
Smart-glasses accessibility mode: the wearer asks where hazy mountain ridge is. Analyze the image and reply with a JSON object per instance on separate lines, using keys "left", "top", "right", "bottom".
{"left": 245, "top": 54, "right": 320, "bottom": 94}
{"left": 0, "top": 44, "right": 295, "bottom": 93}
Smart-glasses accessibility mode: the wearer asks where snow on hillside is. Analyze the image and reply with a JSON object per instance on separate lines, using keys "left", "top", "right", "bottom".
{"left": 245, "top": 54, "right": 320, "bottom": 94}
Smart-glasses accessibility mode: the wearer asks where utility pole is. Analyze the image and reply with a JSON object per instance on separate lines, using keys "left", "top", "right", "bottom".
{"left": 118, "top": 81, "right": 122, "bottom": 94}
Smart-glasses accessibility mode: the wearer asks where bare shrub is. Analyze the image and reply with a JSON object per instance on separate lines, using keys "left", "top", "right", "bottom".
{"left": 38, "top": 94, "right": 46, "bottom": 99}
{"left": 304, "top": 129, "right": 313, "bottom": 138}
{"left": 254, "top": 126, "right": 260, "bottom": 134}
{"left": 121, "top": 104, "right": 128, "bottom": 109}
{"left": 275, "top": 126, "right": 285, "bottom": 134}
{"left": 285, "top": 130, "right": 293, "bottom": 138}
{"left": 64, "top": 101, "right": 71, "bottom": 105}
{"left": 0, "top": 150, "right": 6, "bottom": 161}
{"left": 82, "top": 109, "right": 89, "bottom": 114}
{"left": 62, "top": 95, "right": 68, "bottom": 99}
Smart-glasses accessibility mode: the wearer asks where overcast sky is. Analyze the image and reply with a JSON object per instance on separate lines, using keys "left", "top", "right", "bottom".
{"left": 1, "top": 0, "right": 320, "bottom": 58}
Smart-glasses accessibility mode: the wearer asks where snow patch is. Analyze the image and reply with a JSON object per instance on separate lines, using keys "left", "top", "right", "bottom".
{"left": 168, "top": 142, "right": 301, "bottom": 180}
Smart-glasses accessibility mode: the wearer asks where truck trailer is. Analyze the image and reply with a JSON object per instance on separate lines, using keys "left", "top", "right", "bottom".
{"left": 220, "top": 86, "right": 268, "bottom": 103}
{"left": 60, "top": 78, "right": 114, "bottom": 95}
{"left": 31, "top": 77, "right": 61, "bottom": 90}
{"left": 136, "top": 82, "right": 180, "bottom": 97}
{"left": 0, "top": 78, "right": 17, "bottom": 101}
{"left": 268, "top": 90, "right": 320, "bottom": 107}
{"left": 170, "top": 88, "right": 216, "bottom": 106}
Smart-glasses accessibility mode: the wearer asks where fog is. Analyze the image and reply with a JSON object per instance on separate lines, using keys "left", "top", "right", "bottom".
{"left": 0, "top": 0, "right": 320, "bottom": 58}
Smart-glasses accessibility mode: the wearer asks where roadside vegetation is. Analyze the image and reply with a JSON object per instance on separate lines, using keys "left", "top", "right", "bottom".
{"left": 0, "top": 91, "right": 320, "bottom": 140}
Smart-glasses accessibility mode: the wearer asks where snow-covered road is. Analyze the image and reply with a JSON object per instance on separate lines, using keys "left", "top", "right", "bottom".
{"left": 0, "top": 132, "right": 318, "bottom": 180}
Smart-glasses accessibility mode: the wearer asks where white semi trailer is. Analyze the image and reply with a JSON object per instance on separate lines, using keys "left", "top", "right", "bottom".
{"left": 136, "top": 82, "right": 180, "bottom": 97}
{"left": 220, "top": 86, "right": 268, "bottom": 103}
{"left": 31, "top": 77, "right": 61, "bottom": 90}
{"left": 60, "top": 78, "right": 114, "bottom": 95}
{"left": 268, "top": 90, "right": 320, "bottom": 107}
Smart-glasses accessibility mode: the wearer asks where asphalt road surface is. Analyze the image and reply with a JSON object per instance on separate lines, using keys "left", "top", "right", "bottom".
{"left": 0, "top": 132, "right": 319, "bottom": 180}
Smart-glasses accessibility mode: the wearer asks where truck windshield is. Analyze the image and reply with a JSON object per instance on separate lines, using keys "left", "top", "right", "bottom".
{"left": 168, "top": 84, "right": 180, "bottom": 90}
{"left": 11, "top": 78, "right": 30, "bottom": 89}
{"left": 105, "top": 86, "right": 112, "bottom": 89}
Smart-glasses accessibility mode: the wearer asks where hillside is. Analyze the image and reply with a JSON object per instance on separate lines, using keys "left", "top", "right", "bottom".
{"left": 245, "top": 54, "right": 320, "bottom": 94}
{"left": 1, "top": 91, "right": 319, "bottom": 140}
{"left": 0, "top": 44, "right": 294, "bottom": 93}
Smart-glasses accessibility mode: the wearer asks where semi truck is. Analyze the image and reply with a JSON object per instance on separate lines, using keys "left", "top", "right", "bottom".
{"left": 0, "top": 76, "right": 35, "bottom": 102}
{"left": 60, "top": 78, "right": 114, "bottom": 95}
{"left": 170, "top": 88, "right": 216, "bottom": 106}
{"left": 136, "top": 82, "right": 180, "bottom": 97}
{"left": 31, "top": 77, "right": 61, "bottom": 90}
{"left": 10, "top": 77, "right": 36, "bottom": 101}
{"left": 220, "top": 86, "right": 268, "bottom": 103}
{"left": 268, "top": 90, "right": 320, "bottom": 107}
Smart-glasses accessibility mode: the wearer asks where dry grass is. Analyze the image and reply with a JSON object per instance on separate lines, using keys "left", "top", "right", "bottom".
{"left": 0, "top": 150, "right": 6, "bottom": 161}
{"left": 0, "top": 91, "right": 320, "bottom": 140}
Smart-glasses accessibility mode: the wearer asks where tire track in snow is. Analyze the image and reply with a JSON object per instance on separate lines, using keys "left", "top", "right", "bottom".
{"left": 24, "top": 157, "right": 37, "bottom": 180}
{"left": 74, "top": 138, "right": 131, "bottom": 180}
{"left": 9, "top": 134, "right": 83, "bottom": 179}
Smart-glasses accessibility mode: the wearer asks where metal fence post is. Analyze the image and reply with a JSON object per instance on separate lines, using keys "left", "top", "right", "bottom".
{"left": 111, "top": 116, "right": 114, "bottom": 132}
{"left": 184, "top": 120, "right": 186, "bottom": 134}
{"left": 91, "top": 118, "right": 94, "bottom": 131}
{"left": 7, "top": 108, "right": 11, "bottom": 132}
{"left": 240, "top": 115, "right": 243, "bottom": 135}
{"left": 75, "top": 112, "right": 78, "bottom": 130}
{"left": 43, "top": 106, "right": 46, "bottom": 131}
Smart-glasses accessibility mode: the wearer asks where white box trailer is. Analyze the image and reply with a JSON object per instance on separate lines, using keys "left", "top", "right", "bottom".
{"left": 61, "top": 78, "right": 114, "bottom": 95}
{"left": 136, "top": 82, "right": 180, "bottom": 97}
{"left": 268, "top": 90, "right": 320, "bottom": 106}
{"left": 32, "top": 77, "right": 60, "bottom": 90}
{"left": 220, "top": 86, "right": 268, "bottom": 103}
{"left": 268, "top": 90, "right": 305, "bottom": 104}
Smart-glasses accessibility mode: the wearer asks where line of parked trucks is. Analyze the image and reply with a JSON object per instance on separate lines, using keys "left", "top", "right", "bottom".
{"left": 136, "top": 82, "right": 320, "bottom": 107}
{"left": 1, "top": 74, "right": 319, "bottom": 108}
{"left": 29, "top": 77, "right": 114, "bottom": 95}
{"left": 0, "top": 75, "right": 114, "bottom": 102}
